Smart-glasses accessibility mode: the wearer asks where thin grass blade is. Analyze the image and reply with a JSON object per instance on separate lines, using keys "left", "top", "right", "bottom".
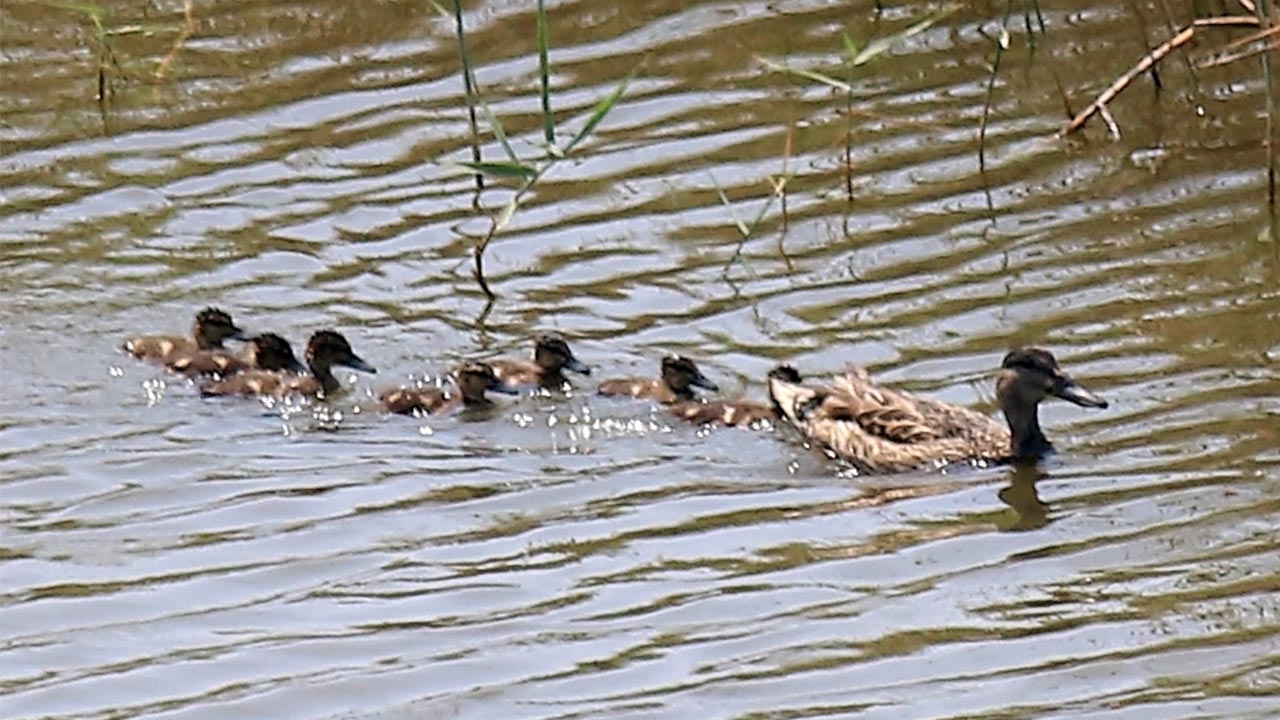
{"left": 495, "top": 196, "right": 522, "bottom": 231}
{"left": 851, "top": 5, "right": 959, "bottom": 66}
{"left": 758, "top": 56, "right": 852, "bottom": 92}
{"left": 481, "top": 102, "right": 522, "bottom": 164}
{"left": 565, "top": 70, "right": 634, "bottom": 153}
{"left": 708, "top": 173, "right": 751, "bottom": 238}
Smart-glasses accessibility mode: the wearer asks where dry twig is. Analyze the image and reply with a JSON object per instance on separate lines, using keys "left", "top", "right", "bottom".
{"left": 1058, "top": 15, "right": 1262, "bottom": 138}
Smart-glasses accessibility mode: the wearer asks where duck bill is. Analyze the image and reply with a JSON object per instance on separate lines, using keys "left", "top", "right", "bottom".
{"left": 691, "top": 373, "right": 719, "bottom": 392}
{"left": 287, "top": 357, "right": 309, "bottom": 374}
{"left": 341, "top": 355, "right": 377, "bottom": 374}
{"left": 1053, "top": 376, "right": 1108, "bottom": 409}
{"left": 228, "top": 326, "right": 249, "bottom": 341}
{"left": 562, "top": 356, "right": 591, "bottom": 375}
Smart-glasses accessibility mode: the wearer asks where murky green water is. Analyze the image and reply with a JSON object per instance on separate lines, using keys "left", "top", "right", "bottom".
{"left": 3, "top": 1, "right": 1279, "bottom": 718}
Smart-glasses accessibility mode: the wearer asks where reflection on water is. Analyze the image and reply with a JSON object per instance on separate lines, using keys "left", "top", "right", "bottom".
{"left": 2, "top": 0, "right": 1279, "bottom": 718}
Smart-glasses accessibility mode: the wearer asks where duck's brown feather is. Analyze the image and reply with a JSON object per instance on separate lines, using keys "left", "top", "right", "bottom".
{"left": 598, "top": 377, "right": 681, "bottom": 404}
{"left": 203, "top": 371, "right": 326, "bottom": 398}
{"left": 768, "top": 369, "right": 1009, "bottom": 473}
{"left": 126, "top": 336, "right": 194, "bottom": 364}
{"left": 381, "top": 387, "right": 460, "bottom": 415}
{"left": 168, "top": 350, "right": 248, "bottom": 376}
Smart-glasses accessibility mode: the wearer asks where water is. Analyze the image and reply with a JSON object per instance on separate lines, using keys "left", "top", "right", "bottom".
{"left": 3, "top": 1, "right": 1279, "bottom": 718}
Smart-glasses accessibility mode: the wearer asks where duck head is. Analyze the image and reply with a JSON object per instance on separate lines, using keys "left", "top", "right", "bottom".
{"left": 998, "top": 347, "right": 1107, "bottom": 458}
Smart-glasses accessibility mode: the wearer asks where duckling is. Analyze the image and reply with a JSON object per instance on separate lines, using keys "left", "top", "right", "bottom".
{"left": 489, "top": 333, "right": 591, "bottom": 390}
{"left": 201, "top": 330, "right": 376, "bottom": 398}
{"left": 766, "top": 348, "right": 1108, "bottom": 474}
{"left": 598, "top": 355, "right": 719, "bottom": 404}
{"left": 169, "top": 333, "right": 307, "bottom": 377}
{"left": 381, "top": 362, "right": 516, "bottom": 415}
{"left": 667, "top": 398, "right": 777, "bottom": 428}
{"left": 125, "top": 307, "right": 244, "bottom": 364}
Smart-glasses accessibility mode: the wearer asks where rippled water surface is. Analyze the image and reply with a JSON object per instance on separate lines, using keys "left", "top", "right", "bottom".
{"left": 3, "top": 1, "right": 1280, "bottom": 718}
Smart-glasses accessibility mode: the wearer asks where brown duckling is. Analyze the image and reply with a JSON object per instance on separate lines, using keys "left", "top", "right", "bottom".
{"left": 125, "top": 307, "right": 244, "bottom": 364}
{"left": 598, "top": 355, "right": 719, "bottom": 404}
{"left": 766, "top": 348, "right": 1109, "bottom": 473}
{"left": 668, "top": 398, "right": 778, "bottom": 428}
{"left": 201, "top": 330, "right": 376, "bottom": 398}
{"left": 489, "top": 333, "right": 591, "bottom": 390}
{"left": 381, "top": 362, "right": 516, "bottom": 415}
{"left": 168, "top": 333, "right": 307, "bottom": 377}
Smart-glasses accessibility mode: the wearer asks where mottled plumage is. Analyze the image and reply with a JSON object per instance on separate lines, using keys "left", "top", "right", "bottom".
{"left": 381, "top": 362, "right": 516, "bottom": 415}
{"left": 201, "top": 330, "right": 375, "bottom": 398}
{"left": 125, "top": 307, "right": 244, "bottom": 364}
{"left": 489, "top": 333, "right": 590, "bottom": 390}
{"left": 598, "top": 355, "right": 719, "bottom": 404}
{"left": 767, "top": 348, "right": 1108, "bottom": 473}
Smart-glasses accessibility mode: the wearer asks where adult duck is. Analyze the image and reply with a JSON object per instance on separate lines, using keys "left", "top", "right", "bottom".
{"left": 766, "top": 348, "right": 1108, "bottom": 473}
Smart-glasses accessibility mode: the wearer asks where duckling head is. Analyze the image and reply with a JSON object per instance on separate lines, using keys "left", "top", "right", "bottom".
{"left": 456, "top": 361, "right": 518, "bottom": 401}
{"left": 662, "top": 355, "right": 719, "bottom": 396}
{"left": 307, "top": 330, "right": 377, "bottom": 375}
{"left": 250, "top": 333, "right": 307, "bottom": 374}
{"left": 534, "top": 333, "right": 590, "bottom": 375}
{"left": 193, "top": 307, "right": 245, "bottom": 349}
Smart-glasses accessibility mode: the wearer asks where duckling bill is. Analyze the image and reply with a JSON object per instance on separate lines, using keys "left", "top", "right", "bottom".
{"left": 489, "top": 333, "right": 590, "bottom": 390}
{"left": 598, "top": 355, "right": 718, "bottom": 404}
{"left": 381, "top": 362, "right": 516, "bottom": 415}
{"left": 201, "top": 330, "right": 375, "bottom": 398}
{"left": 125, "top": 307, "right": 244, "bottom": 365}
{"left": 767, "top": 348, "right": 1108, "bottom": 473}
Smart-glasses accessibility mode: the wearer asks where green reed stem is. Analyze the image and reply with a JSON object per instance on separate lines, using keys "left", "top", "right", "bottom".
{"left": 537, "top": 0, "right": 554, "bottom": 150}
{"left": 451, "top": 0, "right": 484, "bottom": 194}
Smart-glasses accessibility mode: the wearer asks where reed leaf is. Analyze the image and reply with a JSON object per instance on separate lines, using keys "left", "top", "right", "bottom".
{"left": 848, "top": 5, "right": 958, "bottom": 66}
{"left": 481, "top": 102, "right": 521, "bottom": 164}
{"left": 565, "top": 70, "right": 634, "bottom": 153}
{"left": 457, "top": 160, "right": 538, "bottom": 178}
